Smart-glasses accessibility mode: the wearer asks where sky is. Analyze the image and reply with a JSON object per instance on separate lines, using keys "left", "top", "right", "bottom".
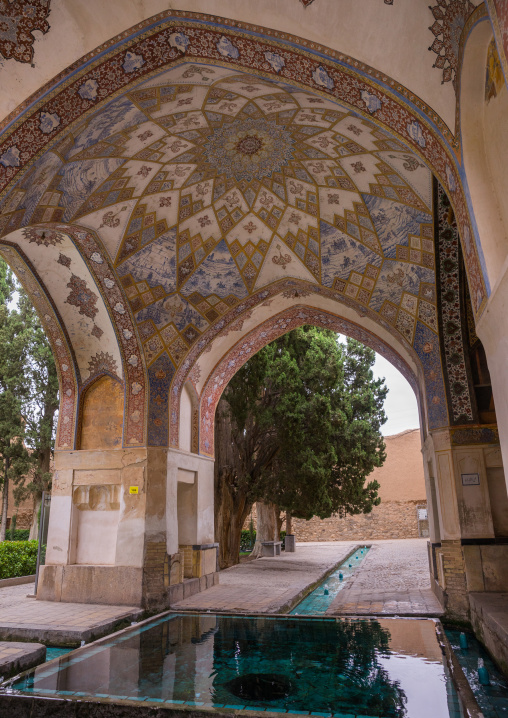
{"left": 372, "top": 353, "right": 420, "bottom": 436}
{"left": 338, "top": 335, "right": 420, "bottom": 437}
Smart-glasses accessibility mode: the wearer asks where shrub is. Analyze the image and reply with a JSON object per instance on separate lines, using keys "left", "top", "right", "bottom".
{"left": 0, "top": 540, "right": 38, "bottom": 579}
{"left": 240, "top": 529, "right": 255, "bottom": 552}
{"left": 9, "top": 529, "right": 30, "bottom": 541}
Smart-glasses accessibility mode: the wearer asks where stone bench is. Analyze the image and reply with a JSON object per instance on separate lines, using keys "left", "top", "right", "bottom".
{"left": 261, "top": 541, "right": 282, "bottom": 557}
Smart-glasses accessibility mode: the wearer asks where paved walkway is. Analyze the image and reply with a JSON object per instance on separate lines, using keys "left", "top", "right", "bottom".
{"left": 0, "top": 583, "right": 142, "bottom": 646}
{"left": 327, "top": 538, "right": 443, "bottom": 616}
{"left": 174, "top": 538, "right": 442, "bottom": 617}
{"left": 173, "top": 541, "right": 358, "bottom": 613}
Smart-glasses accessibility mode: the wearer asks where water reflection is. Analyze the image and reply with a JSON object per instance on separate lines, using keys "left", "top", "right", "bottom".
{"left": 8, "top": 615, "right": 459, "bottom": 717}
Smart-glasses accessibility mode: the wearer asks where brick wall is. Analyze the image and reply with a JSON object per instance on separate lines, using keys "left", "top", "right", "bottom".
{"left": 246, "top": 500, "right": 427, "bottom": 541}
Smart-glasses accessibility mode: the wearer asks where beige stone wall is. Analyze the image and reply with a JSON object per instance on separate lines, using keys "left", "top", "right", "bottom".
{"left": 370, "top": 429, "right": 425, "bottom": 502}
{"left": 245, "top": 429, "right": 428, "bottom": 541}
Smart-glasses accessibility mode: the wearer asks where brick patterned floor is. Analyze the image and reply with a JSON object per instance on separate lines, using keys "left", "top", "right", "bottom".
{"left": 327, "top": 539, "right": 443, "bottom": 616}
{"left": 173, "top": 541, "right": 358, "bottom": 613}
{"left": 172, "top": 539, "right": 442, "bottom": 616}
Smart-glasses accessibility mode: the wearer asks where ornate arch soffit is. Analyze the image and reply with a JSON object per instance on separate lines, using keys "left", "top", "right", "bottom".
{"left": 182, "top": 380, "right": 200, "bottom": 455}
{"left": 0, "top": 11, "right": 488, "bottom": 316}
{"left": 1, "top": 222, "right": 148, "bottom": 447}
{"left": 0, "top": 242, "right": 79, "bottom": 450}
{"left": 197, "top": 304, "right": 423, "bottom": 457}
{"left": 52, "top": 222, "right": 147, "bottom": 447}
{"left": 168, "top": 278, "right": 426, "bottom": 448}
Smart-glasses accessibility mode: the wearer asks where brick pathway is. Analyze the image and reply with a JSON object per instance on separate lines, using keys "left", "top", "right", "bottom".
{"left": 0, "top": 641, "right": 45, "bottom": 678}
{"left": 0, "top": 583, "right": 142, "bottom": 645}
{"left": 173, "top": 541, "right": 358, "bottom": 613}
{"left": 327, "top": 538, "right": 443, "bottom": 616}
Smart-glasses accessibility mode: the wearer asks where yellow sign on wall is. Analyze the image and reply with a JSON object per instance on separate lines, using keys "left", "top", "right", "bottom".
{"left": 129, "top": 486, "right": 139, "bottom": 495}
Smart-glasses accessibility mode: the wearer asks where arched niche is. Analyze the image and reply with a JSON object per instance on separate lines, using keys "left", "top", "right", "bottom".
{"left": 79, "top": 374, "right": 124, "bottom": 450}
{"left": 461, "top": 18, "right": 508, "bottom": 291}
{"left": 179, "top": 381, "right": 199, "bottom": 454}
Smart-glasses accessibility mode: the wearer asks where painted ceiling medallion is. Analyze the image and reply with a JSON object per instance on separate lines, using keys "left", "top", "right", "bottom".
{"left": 428, "top": 0, "right": 475, "bottom": 87}
{"left": 203, "top": 118, "right": 295, "bottom": 181}
{"left": 0, "top": 0, "right": 52, "bottom": 63}
{"left": 22, "top": 226, "right": 63, "bottom": 247}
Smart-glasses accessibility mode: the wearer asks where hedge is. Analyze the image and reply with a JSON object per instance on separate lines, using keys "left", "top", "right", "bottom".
{"left": 0, "top": 540, "right": 38, "bottom": 579}
{"left": 8, "top": 529, "right": 30, "bottom": 541}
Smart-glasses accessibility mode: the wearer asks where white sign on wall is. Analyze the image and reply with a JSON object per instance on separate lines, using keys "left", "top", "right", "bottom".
{"left": 461, "top": 473, "right": 480, "bottom": 486}
{"left": 418, "top": 508, "right": 428, "bottom": 520}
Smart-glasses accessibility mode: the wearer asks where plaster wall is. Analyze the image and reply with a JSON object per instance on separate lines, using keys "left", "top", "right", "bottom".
{"left": 166, "top": 448, "right": 215, "bottom": 555}
{"left": 461, "top": 19, "right": 508, "bottom": 289}
{"left": 0, "top": 1, "right": 462, "bottom": 130}
{"left": 477, "top": 270, "right": 508, "bottom": 490}
{"left": 46, "top": 448, "right": 151, "bottom": 570}
{"left": 179, "top": 385, "right": 193, "bottom": 454}
{"left": 80, "top": 376, "right": 124, "bottom": 451}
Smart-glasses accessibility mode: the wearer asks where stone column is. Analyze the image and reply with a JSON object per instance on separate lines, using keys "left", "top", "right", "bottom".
{"left": 38, "top": 446, "right": 218, "bottom": 608}
{"left": 425, "top": 427, "right": 508, "bottom": 621}
{"left": 165, "top": 448, "right": 218, "bottom": 603}
{"left": 477, "top": 269, "right": 508, "bottom": 488}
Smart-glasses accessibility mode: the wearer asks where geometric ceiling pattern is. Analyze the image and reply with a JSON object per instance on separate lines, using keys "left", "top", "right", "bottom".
{"left": 0, "top": 62, "right": 450, "bottom": 445}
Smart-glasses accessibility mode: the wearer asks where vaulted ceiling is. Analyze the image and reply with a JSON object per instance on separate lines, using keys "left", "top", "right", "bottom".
{"left": 1, "top": 63, "right": 438, "bottom": 361}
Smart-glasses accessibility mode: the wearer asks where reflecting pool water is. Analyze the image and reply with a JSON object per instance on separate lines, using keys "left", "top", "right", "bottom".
{"left": 446, "top": 628, "right": 508, "bottom": 718}
{"left": 3, "top": 614, "right": 463, "bottom": 717}
{"left": 290, "top": 546, "right": 370, "bottom": 615}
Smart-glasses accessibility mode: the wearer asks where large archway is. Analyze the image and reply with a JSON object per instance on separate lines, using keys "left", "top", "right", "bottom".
{"left": 0, "top": 11, "right": 505, "bottom": 625}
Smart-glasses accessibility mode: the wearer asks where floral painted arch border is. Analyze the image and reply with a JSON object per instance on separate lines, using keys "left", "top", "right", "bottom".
{"left": 197, "top": 304, "right": 424, "bottom": 457}
{"left": 0, "top": 11, "right": 488, "bottom": 319}
{"left": 1, "top": 222, "right": 148, "bottom": 447}
{"left": 168, "top": 276, "right": 437, "bottom": 450}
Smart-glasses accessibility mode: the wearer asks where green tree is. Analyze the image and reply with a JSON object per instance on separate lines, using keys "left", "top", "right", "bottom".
{"left": 214, "top": 326, "right": 387, "bottom": 568}
{"left": 0, "top": 259, "right": 58, "bottom": 540}
{"left": 13, "top": 290, "right": 59, "bottom": 539}
{"left": 0, "top": 263, "right": 31, "bottom": 541}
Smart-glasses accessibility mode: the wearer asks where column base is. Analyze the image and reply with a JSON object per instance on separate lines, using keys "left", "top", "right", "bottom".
{"left": 37, "top": 565, "right": 144, "bottom": 606}
{"left": 167, "top": 571, "right": 220, "bottom": 604}
{"left": 37, "top": 563, "right": 220, "bottom": 608}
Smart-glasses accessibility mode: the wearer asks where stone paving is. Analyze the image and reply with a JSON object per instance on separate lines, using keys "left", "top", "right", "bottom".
{"left": 172, "top": 541, "right": 358, "bottom": 613}
{"left": 327, "top": 538, "right": 443, "bottom": 616}
{"left": 0, "top": 641, "right": 45, "bottom": 679}
{"left": 0, "top": 582, "right": 142, "bottom": 646}
{"left": 174, "top": 538, "right": 442, "bottom": 617}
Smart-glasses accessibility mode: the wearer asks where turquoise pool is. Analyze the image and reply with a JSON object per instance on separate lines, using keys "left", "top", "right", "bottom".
{"left": 3, "top": 613, "right": 466, "bottom": 717}
{"left": 445, "top": 628, "right": 508, "bottom": 718}
{"left": 290, "top": 546, "right": 370, "bottom": 615}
